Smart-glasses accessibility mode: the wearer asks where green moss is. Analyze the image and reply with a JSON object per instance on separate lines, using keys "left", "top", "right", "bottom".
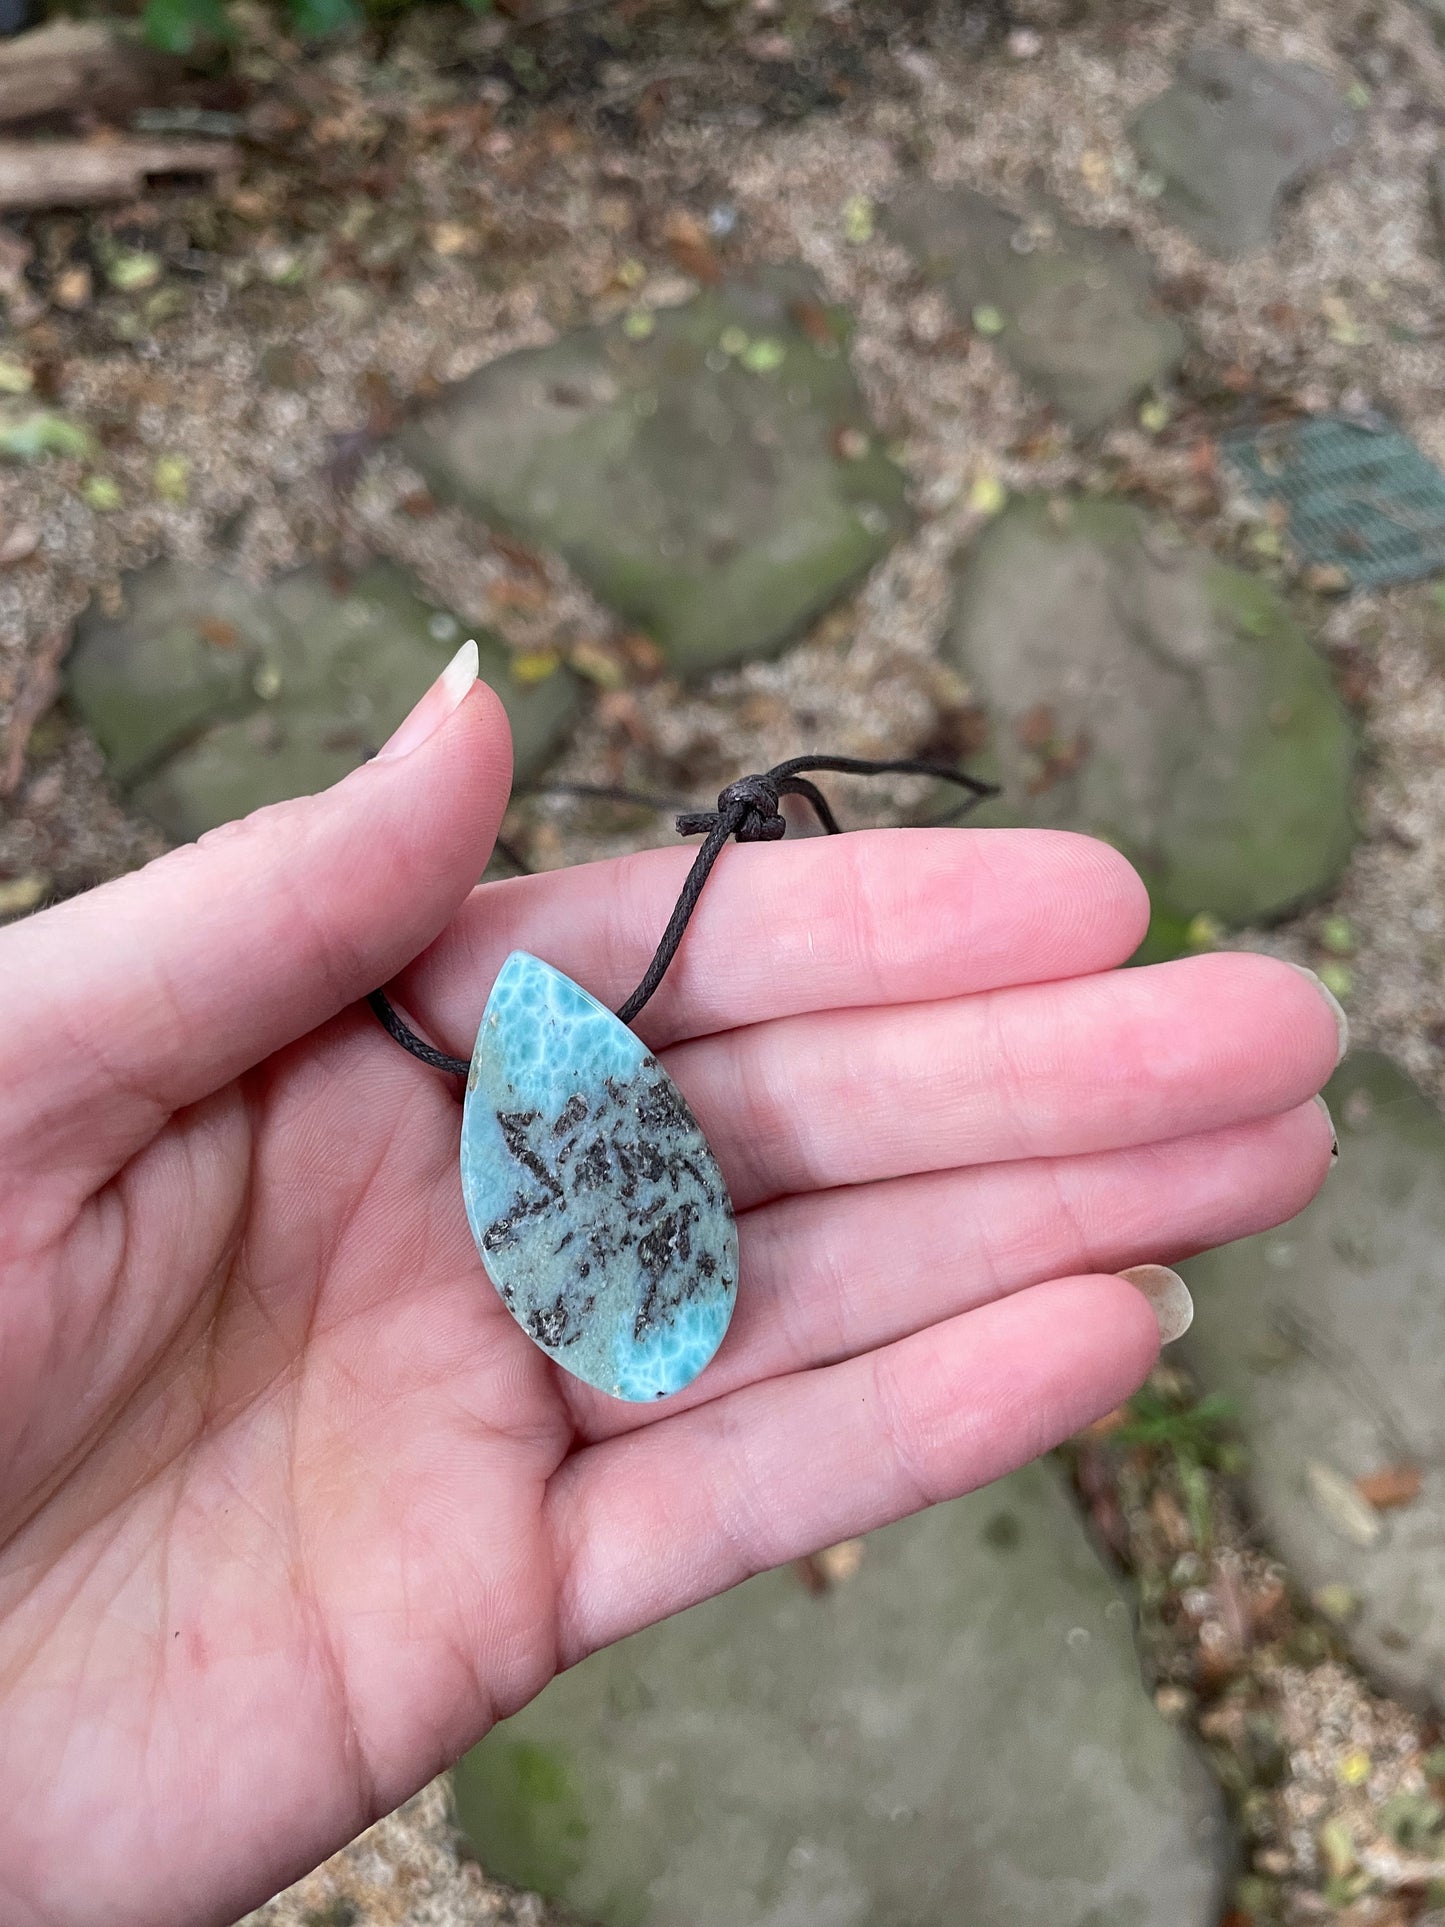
{"left": 452, "top": 1739, "right": 591, "bottom": 1901}
{"left": 301, "top": 1902, "right": 359, "bottom": 1927}
{"left": 946, "top": 497, "right": 1357, "bottom": 936}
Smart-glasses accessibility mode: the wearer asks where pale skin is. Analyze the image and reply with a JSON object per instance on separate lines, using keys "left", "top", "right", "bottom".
{"left": 0, "top": 660, "right": 1341, "bottom": 1927}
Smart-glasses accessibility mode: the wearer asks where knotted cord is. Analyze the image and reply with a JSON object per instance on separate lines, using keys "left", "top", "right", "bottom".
{"left": 369, "top": 753, "right": 997, "bottom": 1073}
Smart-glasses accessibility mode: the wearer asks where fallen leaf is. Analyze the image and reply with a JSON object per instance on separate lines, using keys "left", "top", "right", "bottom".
{"left": 1078, "top": 148, "right": 1111, "bottom": 190}
{"left": 1313, "top": 1581, "right": 1360, "bottom": 1623}
{"left": 1016, "top": 703, "right": 1055, "bottom": 751}
{"left": 427, "top": 221, "right": 477, "bottom": 257}
{"left": 489, "top": 576, "right": 549, "bottom": 615}
{"left": 789, "top": 298, "right": 837, "bottom": 348}
{"left": 106, "top": 249, "right": 163, "bottom": 293}
{"left": 1306, "top": 1459, "right": 1383, "bottom": 1547}
{"left": 618, "top": 631, "right": 665, "bottom": 679}
{"left": 665, "top": 232, "right": 722, "bottom": 284}
{"left": 52, "top": 263, "right": 91, "bottom": 308}
{"left": 81, "top": 474, "right": 122, "bottom": 511}
{"left": 0, "top": 873, "right": 46, "bottom": 916}
{"left": 740, "top": 336, "right": 785, "bottom": 375}
{"left": 793, "top": 1553, "right": 827, "bottom": 1594}
{"left": 153, "top": 453, "right": 189, "bottom": 503}
{"left": 0, "top": 521, "right": 38, "bottom": 566}
{"left": 567, "top": 640, "right": 625, "bottom": 689}
{"left": 814, "top": 1539, "right": 864, "bottom": 1585}
{"left": 0, "top": 411, "right": 93, "bottom": 461}
{"left": 662, "top": 210, "right": 721, "bottom": 285}
{"left": 488, "top": 532, "right": 550, "bottom": 580}
{"left": 1321, "top": 294, "right": 1367, "bottom": 347}
{"left": 1188, "top": 438, "right": 1219, "bottom": 479}
{"left": 1186, "top": 912, "right": 1223, "bottom": 950}
{"left": 197, "top": 616, "right": 239, "bottom": 648}
{"left": 1138, "top": 397, "right": 1171, "bottom": 434}
{"left": 510, "top": 649, "right": 561, "bottom": 684}
{"left": 1354, "top": 1464, "right": 1422, "bottom": 1511}
{"left": 967, "top": 471, "right": 1006, "bottom": 515}
{"left": 1319, "top": 1816, "right": 1357, "bottom": 1880}
{"left": 841, "top": 193, "right": 874, "bottom": 244}
{"left": 1082, "top": 1404, "right": 1130, "bottom": 1437}
{"left": 1319, "top": 915, "right": 1355, "bottom": 957}
{"left": 661, "top": 208, "right": 706, "bottom": 250}
{"left": 0, "top": 624, "right": 67, "bottom": 795}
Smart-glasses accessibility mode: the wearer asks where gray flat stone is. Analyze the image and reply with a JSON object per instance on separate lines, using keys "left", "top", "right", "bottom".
{"left": 453, "top": 1463, "right": 1230, "bottom": 1927}
{"left": 886, "top": 184, "right": 1185, "bottom": 431}
{"left": 399, "top": 267, "right": 909, "bottom": 678}
{"left": 66, "top": 558, "right": 579, "bottom": 841}
{"left": 1131, "top": 46, "right": 1354, "bottom": 257}
{"left": 1182, "top": 1053, "right": 1445, "bottom": 1712}
{"left": 943, "top": 497, "right": 1356, "bottom": 948}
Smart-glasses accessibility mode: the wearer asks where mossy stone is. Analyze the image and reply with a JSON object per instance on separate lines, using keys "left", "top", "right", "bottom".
{"left": 454, "top": 1464, "right": 1228, "bottom": 1927}
{"left": 1130, "top": 47, "right": 1353, "bottom": 258}
{"left": 943, "top": 497, "right": 1356, "bottom": 941}
{"left": 399, "top": 266, "right": 909, "bottom": 678}
{"left": 66, "top": 558, "right": 580, "bottom": 841}
{"left": 1183, "top": 1053, "right": 1445, "bottom": 1712}
{"left": 886, "top": 185, "right": 1186, "bottom": 431}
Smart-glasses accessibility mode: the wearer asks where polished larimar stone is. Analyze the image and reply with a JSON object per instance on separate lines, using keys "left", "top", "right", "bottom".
{"left": 461, "top": 951, "right": 738, "bottom": 1401}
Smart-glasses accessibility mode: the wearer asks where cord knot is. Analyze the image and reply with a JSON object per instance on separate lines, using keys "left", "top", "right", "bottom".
{"left": 372, "top": 751, "right": 998, "bottom": 1057}
{"left": 675, "top": 773, "right": 787, "bottom": 844}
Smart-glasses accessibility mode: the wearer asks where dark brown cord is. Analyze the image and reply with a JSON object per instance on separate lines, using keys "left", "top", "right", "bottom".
{"left": 370, "top": 753, "right": 998, "bottom": 1073}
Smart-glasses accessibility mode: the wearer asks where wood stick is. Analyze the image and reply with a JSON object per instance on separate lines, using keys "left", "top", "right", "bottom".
{"left": 1, "top": 624, "right": 68, "bottom": 798}
{"left": 0, "top": 21, "right": 162, "bottom": 128}
{"left": 0, "top": 138, "right": 239, "bottom": 211}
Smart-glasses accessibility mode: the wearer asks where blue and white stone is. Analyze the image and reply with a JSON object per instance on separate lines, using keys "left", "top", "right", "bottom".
{"left": 460, "top": 951, "right": 738, "bottom": 1401}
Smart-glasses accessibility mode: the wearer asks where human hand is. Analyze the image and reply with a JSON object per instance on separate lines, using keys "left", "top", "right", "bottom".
{"left": 0, "top": 654, "right": 1342, "bottom": 1927}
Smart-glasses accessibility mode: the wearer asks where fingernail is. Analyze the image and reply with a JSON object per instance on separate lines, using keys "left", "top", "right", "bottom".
{"left": 376, "top": 638, "right": 479, "bottom": 760}
{"left": 1120, "top": 1264, "right": 1194, "bottom": 1345}
{"left": 1285, "top": 961, "right": 1349, "bottom": 1065}
{"left": 1313, "top": 1092, "right": 1339, "bottom": 1161}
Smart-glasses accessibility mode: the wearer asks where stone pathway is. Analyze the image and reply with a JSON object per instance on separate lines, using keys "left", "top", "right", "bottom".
{"left": 886, "top": 184, "right": 1185, "bottom": 431}
{"left": 454, "top": 1465, "right": 1228, "bottom": 1927}
{"left": 401, "top": 266, "right": 909, "bottom": 680}
{"left": 1183, "top": 1052, "right": 1445, "bottom": 1713}
{"left": 66, "top": 558, "right": 579, "bottom": 839}
{"left": 940, "top": 495, "right": 1356, "bottom": 951}
{"left": 1130, "top": 47, "right": 1355, "bottom": 258}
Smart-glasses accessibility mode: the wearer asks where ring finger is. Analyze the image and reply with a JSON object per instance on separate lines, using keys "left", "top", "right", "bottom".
{"left": 560, "top": 1097, "right": 1333, "bottom": 1442}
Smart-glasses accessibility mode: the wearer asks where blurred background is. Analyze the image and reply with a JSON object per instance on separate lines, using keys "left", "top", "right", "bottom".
{"left": 2, "top": 0, "right": 1444, "bottom": 1921}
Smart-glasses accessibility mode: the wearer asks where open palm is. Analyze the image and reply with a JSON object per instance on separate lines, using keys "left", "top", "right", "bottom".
{"left": 0, "top": 675, "right": 1340, "bottom": 1927}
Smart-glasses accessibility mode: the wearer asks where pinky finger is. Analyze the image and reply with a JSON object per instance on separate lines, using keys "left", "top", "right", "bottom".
{"left": 545, "top": 1273, "right": 1159, "bottom": 1666}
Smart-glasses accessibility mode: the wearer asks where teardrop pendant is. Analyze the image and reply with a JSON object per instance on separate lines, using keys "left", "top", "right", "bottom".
{"left": 460, "top": 952, "right": 738, "bottom": 1401}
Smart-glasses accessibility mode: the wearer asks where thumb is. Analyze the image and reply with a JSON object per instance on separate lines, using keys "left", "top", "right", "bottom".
{"left": 0, "top": 642, "right": 512, "bottom": 1189}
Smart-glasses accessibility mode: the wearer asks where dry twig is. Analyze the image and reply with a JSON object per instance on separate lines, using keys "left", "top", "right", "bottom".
{"left": 0, "top": 137, "right": 239, "bottom": 211}
{"left": 1, "top": 624, "right": 67, "bottom": 797}
{"left": 0, "top": 21, "right": 164, "bottom": 128}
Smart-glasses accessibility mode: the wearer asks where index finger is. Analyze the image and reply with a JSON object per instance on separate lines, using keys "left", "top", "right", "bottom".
{"left": 391, "top": 826, "right": 1149, "bottom": 1054}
